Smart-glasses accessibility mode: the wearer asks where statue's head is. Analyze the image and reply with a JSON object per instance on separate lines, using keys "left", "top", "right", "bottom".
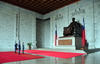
{"left": 72, "top": 17, "right": 75, "bottom": 22}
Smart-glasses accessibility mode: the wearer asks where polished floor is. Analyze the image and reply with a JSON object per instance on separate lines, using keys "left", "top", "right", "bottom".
{"left": 1, "top": 48, "right": 100, "bottom": 64}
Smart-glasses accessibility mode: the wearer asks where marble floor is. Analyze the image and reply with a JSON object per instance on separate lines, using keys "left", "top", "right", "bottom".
{"left": 1, "top": 48, "right": 100, "bottom": 64}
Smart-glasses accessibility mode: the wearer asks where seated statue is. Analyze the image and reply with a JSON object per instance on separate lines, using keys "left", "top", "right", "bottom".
{"left": 63, "top": 27, "right": 73, "bottom": 36}
{"left": 63, "top": 17, "right": 82, "bottom": 37}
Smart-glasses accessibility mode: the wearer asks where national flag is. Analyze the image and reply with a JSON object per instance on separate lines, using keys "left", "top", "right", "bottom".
{"left": 54, "top": 24, "right": 58, "bottom": 46}
{"left": 82, "top": 17, "right": 86, "bottom": 47}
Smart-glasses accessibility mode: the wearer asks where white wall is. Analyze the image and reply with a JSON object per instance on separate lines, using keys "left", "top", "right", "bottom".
{"left": 94, "top": 1, "right": 100, "bottom": 48}
{"left": 0, "top": 0, "right": 100, "bottom": 50}
{"left": 0, "top": 1, "right": 39, "bottom": 50}
{"left": 36, "top": 19, "right": 50, "bottom": 48}
{"left": 44, "top": 0, "right": 100, "bottom": 49}
{"left": 0, "top": 6, "right": 16, "bottom": 50}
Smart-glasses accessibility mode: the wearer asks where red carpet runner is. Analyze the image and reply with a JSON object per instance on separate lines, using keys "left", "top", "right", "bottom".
{"left": 0, "top": 51, "right": 44, "bottom": 63}
{"left": 24, "top": 50, "right": 86, "bottom": 59}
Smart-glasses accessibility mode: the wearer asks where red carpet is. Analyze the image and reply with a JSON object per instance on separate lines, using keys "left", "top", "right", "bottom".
{"left": 0, "top": 51, "right": 44, "bottom": 63}
{"left": 24, "top": 50, "right": 86, "bottom": 59}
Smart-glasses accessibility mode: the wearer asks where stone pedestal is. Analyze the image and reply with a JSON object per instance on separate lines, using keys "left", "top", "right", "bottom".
{"left": 54, "top": 36, "right": 82, "bottom": 50}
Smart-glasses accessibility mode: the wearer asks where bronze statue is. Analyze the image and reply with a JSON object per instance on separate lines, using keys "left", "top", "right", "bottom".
{"left": 63, "top": 17, "right": 82, "bottom": 37}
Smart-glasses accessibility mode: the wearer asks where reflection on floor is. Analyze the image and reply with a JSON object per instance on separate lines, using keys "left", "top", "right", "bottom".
{"left": 1, "top": 48, "right": 100, "bottom": 64}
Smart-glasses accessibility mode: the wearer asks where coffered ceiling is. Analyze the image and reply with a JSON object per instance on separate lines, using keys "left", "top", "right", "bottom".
{"left": 0, "top": 0, "right": 80, "bottom": 15}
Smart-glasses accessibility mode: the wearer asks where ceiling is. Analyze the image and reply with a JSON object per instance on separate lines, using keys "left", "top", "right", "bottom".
{"left": 0, "top": 0, "right": 80, "bottom": 15}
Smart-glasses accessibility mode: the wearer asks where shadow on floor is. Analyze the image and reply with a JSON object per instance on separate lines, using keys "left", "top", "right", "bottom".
{"left": 84, "top": 48, "right": 100, "bottom": 54}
